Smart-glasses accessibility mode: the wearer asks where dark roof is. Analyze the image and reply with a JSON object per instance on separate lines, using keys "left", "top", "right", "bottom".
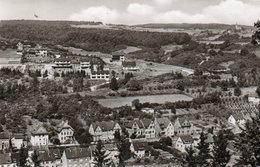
{"left": 112, "top": 52, "right": 125, "bottom": 56}
{"left": 122, "top": 61, "right": 137, "bottom": 67}
{"left": 0, "top": 153, "right": 13, "bottom": 164}
{"left": 141, "top": 119, "right": 153, "bottom": 129}
{"left": 92, "top": 121, "right": 118, "bottom": 132}
{"left": 12, "top": 133, "right": 24, "bottom": 140}
{"left": 0, "top": 132, "right": 10, "bottom": 139}
{"left": 232, "top": 113, "right": 244, "bottom": 121}
{"left": 125, "top": 120, "right": 144, "bottom": 129}
{"left": 179, "top": 135, "right": 193, "bottom": 144}
{"left": 155, "top": 118, "right": 171, "bottom": 129}
{"left": 54, "top": 57, "right": 71, "bottom": 62}
{"left": 132, "top": 141, "right": 148, "bottom": 151}
{"left": 31, "top": 126, "right": 48, "bottom": 136}
{"left": 64, "top": 147, "right": 91, "bottom": 159}
{"left": 38, "top": 149, "right": 61, "bottom": 162}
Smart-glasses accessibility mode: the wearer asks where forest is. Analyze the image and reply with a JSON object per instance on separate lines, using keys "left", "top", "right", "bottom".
{"left": 0, "top": 20, "right": 191, "bottom": 53}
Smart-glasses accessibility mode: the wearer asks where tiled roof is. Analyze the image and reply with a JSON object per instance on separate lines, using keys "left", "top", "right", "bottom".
{"left": 31, "top": 126, "right": 48, "bottom": 135}
{"left": 0, "top": 153, "right": 13, "bottom": 164}
{"left": 155, "top": 118, "right": 171, "bottom": 129}
{"left": 141, "top": 119, "right": 153, "bottom": 129}
{"left": 54, "top": 57, "right": 71, "bottom": 62}
{"left": 12, "top": 133, "right": 24, "bottom": 139}
{"left": 58, "top": 120, "right": 74, "bottom": 132}
{"left": 112, "top": 52, "right": 125, "bottom": 56}
{"left": 38, "top": 149, "right": 61, "bottom": 162}
{"left": 179, "top": 135, "right": 193, "bottom": 144}
{"left": 232, "top": 113, "right": 245, "bottom": 121}
{"left": 132, "top": 141, "right": 148, "bottom": 151}
{"left": 125, "top": 120, "right": 144, "bottom": 129}
{"left": 92, "top": 121, "right": 118, "bottom": 132}
{"left": 64, "top": 147, "right": 91, "bottom": 159}
{"left": 0, "top": 132, "right": 10, "bottom": 139}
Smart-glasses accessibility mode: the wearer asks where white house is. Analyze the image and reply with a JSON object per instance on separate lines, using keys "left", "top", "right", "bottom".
{"left": 142, "top": 119, "right": 156, "bottom": 139}
{"left": 141, "top": 108, "right": 155, "bottom": 115}
{"left": 154, "top": 118, "right": 174, "bottom": 137}
{"left": 228, "top": 113, "right": 246, "bottom": 126}
{"left": 30, "top": 126, "right": 49, "bottom": 146}
{"left": 174, "top": 118, "right": 195, "bottom": 135}
{"left": 122, "top": 61, "right": 139, "bottom": 71}
{"left": 11, "top": 133, "right": 24, "bottom": 150}
{"left": 0, "top": 132, "right": 10, "bottom": 150}
{"left": 90, "top": 71, "right": 110, "bottom": 81}
{"left": 61, "top": 147, "right": 91, "bottom": 167}
{"left": 130, "top": 140, "right": 149, "bottom": 158}
{"left": 57, "top": 120, "right": 75, "bottom": 144}
{"left": 173, "top": 135, "right": 194, "bottom": 153}
{"left": 89, "top": 121, "right": 121, "bottom": 142}
{"left": 125, "top": 120, "right": 145, "bottom": 137}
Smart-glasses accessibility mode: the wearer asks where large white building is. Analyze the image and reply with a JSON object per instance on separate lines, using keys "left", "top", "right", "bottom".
{"left": 30, "top": 126, "right": 49, "bottom": 146}
{"left": 57, "top": 121, "right": 75, "bottom": 144}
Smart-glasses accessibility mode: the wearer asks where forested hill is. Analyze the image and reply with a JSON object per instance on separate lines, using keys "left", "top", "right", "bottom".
{"left": 135, "top": 23, "right": 253, "bottom": 30}
{"left": 0, "top": 20, "right": 191, "bottom": 53}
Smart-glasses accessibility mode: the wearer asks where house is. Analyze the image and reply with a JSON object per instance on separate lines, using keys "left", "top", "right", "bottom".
{"left": 173, "top": 135, "right": 194, "bottom": 153}
{"left": 130, "top": 140, "right": 149, "bottom": 158}
{"left": 122, "top": 61, "right": 139, "bottom": 71}
{"left": 0, "top": 153, "right": 17, "bottom": 167}
{"left": 30, "top": 126, "right": 49, "bottom": 146}
{"left": 90, "top": 71, "right": 110, "bottom": 81}
{"left": 154, "top": 118, "right": 174, "bottom": 137}
{"left": 80, "top": 58, "right": 91, "bottom": 70}
{"left": 141, "top": 108, "right": 155, "bottom": 115}
{"left": 38, "top": 149, "right": 62, "bottom": 167}
{"left": 142, "top": 119, "right": 156, "bottom": 139}
{"left": 11, "top": 133, "right": 24, "bottom": 150}
{"left": 61, "top": 147, "right": 91, "bottom": 167}
{"left": 57, "top": 120, "right": 75, "bottom": 144}
{"left": 0, "top": 132, "right": 10, "bottom": 150}
{"left": 36, "top": 49, "right": 48, "bottom": 57}
{"left": 111, "top": 52, "right": 125, "bottom": 62}
{"left": 228, "top": 113, "right": 246, "bottom": 126}
{"left": 125, "top": 120, "right": 145, "bottom": 137}
{"left": 52, "top": 58, "right": 72, "bottom": 72}
{"left": 89, "top": 121, "right": 121, "bottom": 142}
{"left": 174, "top": 118, "right": 194, "bottom": 135}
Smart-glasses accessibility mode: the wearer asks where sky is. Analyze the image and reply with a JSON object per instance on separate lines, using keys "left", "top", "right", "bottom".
{"left": 0, "top": 0, "right": 260, "bottom": 25}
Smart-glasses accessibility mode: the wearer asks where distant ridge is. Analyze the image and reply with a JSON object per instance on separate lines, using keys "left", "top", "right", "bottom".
{"left": 134, "top": 23, "right": 253, "bottom": 29}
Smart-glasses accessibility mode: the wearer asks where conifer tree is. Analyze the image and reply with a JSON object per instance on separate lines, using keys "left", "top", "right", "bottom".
{"left": 110, "top": 77, "right": 119, "bottom": 91}
{"left": 117, "top": 128, "right": 131, "bottom": 167}
{"left": 212, "top": 130, "right": 231, "bottom": 167}
{"left": 196, "top": 131, "right": 211, "bottom": 167}
{"left": 93, "top": 140, "right": 111, "bottom": 167}
{"left": 19, "top": 144, "right": 29, "bottom": 167}
{"left": 235, "top": 113, "right": 260, "bottom": 166}
{"left": 185, "top": 146, "right": 197, "bottom": 167}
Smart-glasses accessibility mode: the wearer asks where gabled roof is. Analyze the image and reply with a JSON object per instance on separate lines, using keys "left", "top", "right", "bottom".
{"left": 231, "top": 113, "right": 245, "bottom": 121}
{"left": 112, "top": 52, "right": 125, "bottom": 56}
{"left": 12, "top": 133, "right": 24, "bottom": 140}
{"left": 179, "top": 135, "right": 193, "bottom": 144}
{"left": 64, "top": 147, "right": 91, "bottom": 159}
{"left": 0, "top": 153, "right": 13, "bottom": 164}
{"left": 92, "top": 121, "right": 118, "bottom": 132}
{"left": 132, "top": 141, "right": 148, "bottom": 151}
{"left": 141, "top": 119, "right": 153, "bottom": 129}
{"left": 38, "top": 149, "right": 61, "bottom": 162}
{"left": 125, "top": 120, "right": 144, "bottom": 129}
{"left": 57, "top": 120, "right": 74, "bottom": 132}
{"left": 155, "top": 118, "right": 171, "bottom": 129}
{"left": 31, "top": 126, "right": 48, "bottom": 136}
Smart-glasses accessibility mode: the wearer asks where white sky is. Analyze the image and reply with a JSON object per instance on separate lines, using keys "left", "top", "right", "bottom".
{"left": 0, "top": 0, "right": 260, "bottom": 25}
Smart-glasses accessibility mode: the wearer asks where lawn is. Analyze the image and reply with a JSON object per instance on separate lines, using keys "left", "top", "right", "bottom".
{"left": 97, "top": 94, "right": 193, "bottom": 108}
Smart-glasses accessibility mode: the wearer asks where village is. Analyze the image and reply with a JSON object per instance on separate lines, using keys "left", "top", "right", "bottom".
{"left": 0, "top": 19, "right": 260, "bottom": 167}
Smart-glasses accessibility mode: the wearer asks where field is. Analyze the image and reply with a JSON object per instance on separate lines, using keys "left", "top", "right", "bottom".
{"left": 97, "top": 94, "right": 193, "bottom": 108}
{"left": 0, "top": 49, "right": 21, "bottom": 64}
